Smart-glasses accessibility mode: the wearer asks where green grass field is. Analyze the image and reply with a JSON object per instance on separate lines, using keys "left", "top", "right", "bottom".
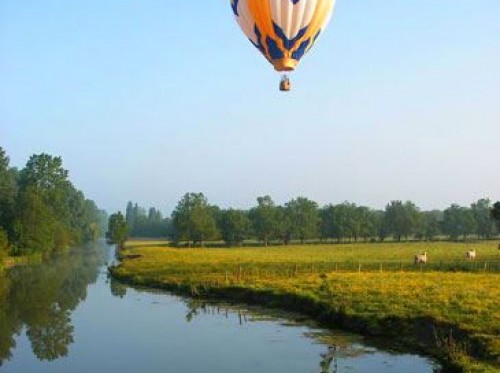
{"left": 112, "top": 240, "right": 500, "bottom": 372}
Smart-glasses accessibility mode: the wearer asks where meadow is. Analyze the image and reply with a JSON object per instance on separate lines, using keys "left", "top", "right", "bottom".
{"left": 111, "top": 240, "right": 500, "bottom": 372}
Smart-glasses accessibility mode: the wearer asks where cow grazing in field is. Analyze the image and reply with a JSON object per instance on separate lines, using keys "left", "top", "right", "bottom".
{"left": 466, "top": 249, "right": 476, "bottom": 260}
{"left": 415, "top": 252, "right": 428, "bottom": 264}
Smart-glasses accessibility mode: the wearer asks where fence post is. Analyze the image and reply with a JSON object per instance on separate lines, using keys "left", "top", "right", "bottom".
{"left": 358, "top": 262, "right": 361, "bottom": 274}
{"left": 379, "top": 263, "right": 383, "bottom": 273}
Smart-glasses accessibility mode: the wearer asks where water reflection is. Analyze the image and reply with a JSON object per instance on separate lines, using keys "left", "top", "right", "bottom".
{"left": 179, "top": 300, "right": 440, "bottom": 373}
{"left": 182, "top": 301, "right": 344, "bottom": 373}
{"left": 109, "top": 275, "right": 127, "bottom": 299}
{"left": 1, "top": 243, "right": 440, "bottom": 373}
{"left": 0, "top": 243, "right": 105, "bottom": 365}
{"left": 320, "top": 346, "right": 337, "bottom": 373}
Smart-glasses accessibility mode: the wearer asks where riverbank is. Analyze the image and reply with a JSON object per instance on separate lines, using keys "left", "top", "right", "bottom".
{"left": 110, "top": 241, "right": 500, "bottom": 372}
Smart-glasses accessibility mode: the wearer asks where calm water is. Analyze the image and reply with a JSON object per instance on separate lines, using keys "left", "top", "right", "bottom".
{"left": 0, "top": 242, "right": 440, "bottom": 373}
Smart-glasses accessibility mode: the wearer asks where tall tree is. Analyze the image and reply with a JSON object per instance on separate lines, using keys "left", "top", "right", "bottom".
{"left": 0, "top": 147, "right": 17, "bottom": 239}
{"left": 132, "top": 208, "right": 148, "bottom": 237}
{"left": 146, "top": 207, "right": 164, "bottom": 237}
{"left": 66, "top": 188, "right": 88, "bottom": 245}
{"left": 19, "top": 154, "right": 71, "bottom": 223}
{"left": 374, "top": 210, "right": 389, "bottom": 242}
{"left": 274, "top": 206, "right": 292, "bottom": 245}
{"left": 106, "top": 212, "right": 128, "bottom": 248}
{"left": 13, "top": 186, "right": 58, "bottom": 254}
{"left": 319, "top": 205, "right": 334, "bottom": 243}
{"left": 17, "top": 154, "right": 75, "bottom": 249}
{"left": 249, "top": 196, "right": 278, "bottom": 246}
{"left": 330, "top": 202, "right": 355, "bottom": 242}
{"left": 148, "top": 207, "right": 162, "bottom": 223}
{"left": 125, "top": 202, "right": 135, "bottom": 232}
{"left": 348, "top": 205, "right": 364, "bottom": 242}
{"left": 19, "top": 154, "right": 68, "bottom": 191}
{"left": 285, "top": 197, "right": 319, "bottom": 243}
{"left": 82, "top": 199, "right": 103, "bottom": 243}
{"left": 219, "top": 209, "right": 251, "bottom": 246}
{"left": 384, "top": 200, "right": 420, "bottom": 241}
{"left": 420, "top": 210, "right": 442, "bottom": 241}
{"left": 471, "top": 198, "right": 494, "bottom": 239}
{"left": 491, "top": 201, "right": 500, "bottom": 232}
{"left": 442, "top": 204, "right": 476, "bottom": 241}
{"left": 171, "top": 193, "right": 217, "bottom": 247}
{"left": 357, "top": 206, "right": 378, "bottom": 242}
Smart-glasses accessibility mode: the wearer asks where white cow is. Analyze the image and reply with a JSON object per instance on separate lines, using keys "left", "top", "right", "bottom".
{"left": 415, "top": 252, "right": 428, "bottom": 264}
{"left": 466, "top": 249, "right": 476, "bottom": 260}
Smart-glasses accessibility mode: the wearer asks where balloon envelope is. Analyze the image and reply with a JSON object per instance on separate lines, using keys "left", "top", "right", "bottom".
{"left": 230, "top": 0, "right": 336, "bottom": 72}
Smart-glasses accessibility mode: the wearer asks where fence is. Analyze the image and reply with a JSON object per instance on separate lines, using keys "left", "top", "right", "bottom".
{"left": 220, "top": 259, "right": 500, "bottom": 281}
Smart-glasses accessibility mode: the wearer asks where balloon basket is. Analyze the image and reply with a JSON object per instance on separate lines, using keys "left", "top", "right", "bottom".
{"left": 279, "top": 75, "right": 291, "bottom": 92}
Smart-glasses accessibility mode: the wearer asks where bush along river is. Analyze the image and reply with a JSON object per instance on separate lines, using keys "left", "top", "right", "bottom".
{"left": 0, "top": 242, "right": 440, "bottom": 373}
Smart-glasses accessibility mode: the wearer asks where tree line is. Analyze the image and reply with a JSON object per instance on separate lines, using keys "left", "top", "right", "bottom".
{"left": 106, "top": 201, "right": 172, "bottom": 246}
{"left": 107, "top": 193, "right": 500, "bottom": 248}
{"left": 124, "top": 201, "right": 172, "bottom": 238}
{"left": 0, "top": 147, "right": 107, "bottom": 257}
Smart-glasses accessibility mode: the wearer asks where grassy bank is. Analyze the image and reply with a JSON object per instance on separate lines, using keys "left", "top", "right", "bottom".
{"left": 111, "top": 240, "right": 500, "bottom": 372}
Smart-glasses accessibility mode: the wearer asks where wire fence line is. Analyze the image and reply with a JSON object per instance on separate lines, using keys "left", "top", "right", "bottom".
{"left": 217, "top": 260, "right": 500, "bottom": 280}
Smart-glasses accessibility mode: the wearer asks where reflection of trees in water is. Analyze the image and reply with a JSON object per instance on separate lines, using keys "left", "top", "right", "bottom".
{"left": 183, "top": 301, "right": 372, "bottom": 373}
{"left": 0, "top": 275, "right": 18, "bottom": 366}
{"left": 0, "top": 242, "right": 106, "bottom": 364}
{"left": 26, "top": 304, "right": 74, "bottom": 361}
{"left": 319, "top": 346, "right": 337, "bottom": 373}
{"left": 185, "top": 301, "right": 249, "bottom": 325}
{"left": 109, "top": 275, "right": 127, "bottom": 298}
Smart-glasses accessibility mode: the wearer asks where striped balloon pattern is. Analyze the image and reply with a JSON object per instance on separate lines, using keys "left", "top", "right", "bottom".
{"left": 230, "top": 0, "right": 336, "bottom": 72}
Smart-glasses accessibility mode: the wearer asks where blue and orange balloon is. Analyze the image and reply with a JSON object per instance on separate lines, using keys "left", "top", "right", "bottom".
{"left": 230, "top": 0, "right": 336, "bottom": 90}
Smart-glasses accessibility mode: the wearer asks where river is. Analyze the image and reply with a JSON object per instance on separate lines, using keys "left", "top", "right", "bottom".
{"left": 0, "top": 242, "right": 440, "bottom": 372}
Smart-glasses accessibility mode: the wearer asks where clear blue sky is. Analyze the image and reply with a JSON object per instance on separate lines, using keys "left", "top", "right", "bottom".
{"left": 1, "top": 0, "right": 499, "bottom": 214}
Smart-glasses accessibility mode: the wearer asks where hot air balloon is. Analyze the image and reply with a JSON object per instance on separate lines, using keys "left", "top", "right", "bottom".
{"left": 230, "top": 0, "right": 336, "bottom": 91}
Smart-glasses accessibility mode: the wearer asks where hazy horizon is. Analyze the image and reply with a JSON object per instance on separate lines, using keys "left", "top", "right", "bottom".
{"left": 2, "top": 1, "right": 499, "bottom": 214}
